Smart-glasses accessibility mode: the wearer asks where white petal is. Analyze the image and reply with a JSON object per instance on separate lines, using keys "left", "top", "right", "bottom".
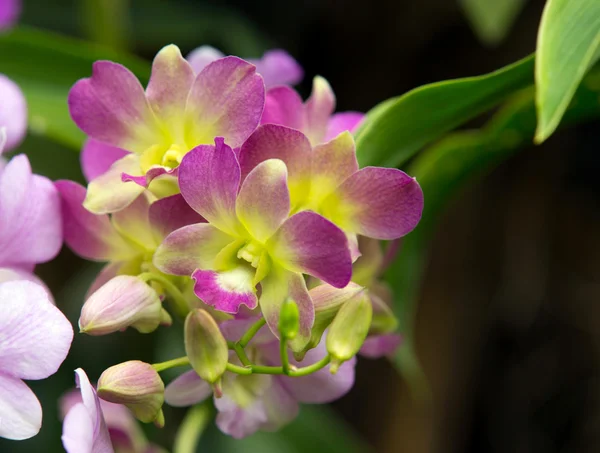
{"left": 0, "top": 372, "right": 42, "bottom": 440}
{"left": 62, "top": 403, "right": 94, "bottom": 453}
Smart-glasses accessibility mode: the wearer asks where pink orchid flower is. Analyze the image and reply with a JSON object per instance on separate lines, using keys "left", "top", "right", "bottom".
{"left": 0, "top": 75, "right": 27, "bottom": 152}
{"left": 153, "top": 138, "right": 352, "bottom": 352}
{"left": 0, "top": 0, "right": 20, "bottom": 29}
{"left": 68, "top": 45, "right": 265, "bottom": 214}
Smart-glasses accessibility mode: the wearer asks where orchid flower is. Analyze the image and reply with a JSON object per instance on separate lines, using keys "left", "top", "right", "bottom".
{"left": 187, "top": 45, "right": 303, "bottom": 88}
{"left": 164, "top": 318, "right": 355, "bottom": 439}
{"left": 238, "top": 124, "right": 424, "bottom": 255}
{"left": 0, "top": 75, "right": 27, "bottom": 152}
{"left": 0, "top": 280, "right": 73, "bottom": 440}
{"left": 0, "top": 0, "right": 20, "bottom": 29}
{"left": 68, "top": 44, "right": 265, "bottom": 214}
{"left": 153, "top": 138, "right": 352, "bottom": 351}
{"left": 261, "top": 76, "right": 364, "bottom": 145}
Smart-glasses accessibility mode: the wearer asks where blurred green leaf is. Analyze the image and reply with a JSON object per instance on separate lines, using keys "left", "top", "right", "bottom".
{"left": 459, "top": 0, "right": 526, "bottom": 46}
{"left": 174, "top": 404, "right": 212, "bottom": 453}
{"left": 389, "top": 66, "right": 600, "bottom": 390}
{"left": 535, "top": 0, "right": 600, "bottom": 143}
{"left": 354, "top": 54, "right": 534, "bottom": 168}
{"left": 0, "top": 26, "right": 150, "bottom": 150}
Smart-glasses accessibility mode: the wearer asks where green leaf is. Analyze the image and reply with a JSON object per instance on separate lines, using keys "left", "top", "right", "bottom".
{"left": 535, "top": 0, "right": 600, "bottom": 143}
{"left": 459, "top": 0, "right": 527, "bottom": 46}
{"left": 0, "top": 26, "right": 150, "bottom": 150}
{"left": 174, "top": 404, "right": 212, "bottom": 453}
{"left": 389, "top": 66, "right": 600, "bottom": 392}
{"left": 354, "top": 54, "right": 534, "bottom": 168}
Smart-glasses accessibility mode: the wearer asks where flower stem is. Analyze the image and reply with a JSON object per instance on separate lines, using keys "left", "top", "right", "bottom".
{"left": 138, "top": 272, "right": 189, "bottom": 318}
{"left": 280, "top": 338, "right": 291, "bottom": 375}
{"left": 238, "top": 318, "right": 266, "bottom": 347}
{"left": 233, "top": 343, "right": 252, "bottom": 367}
{"left": 226, "top": 362, "right": 252, "bottom": 375}
{"left": 152, "top": 356, "right": 190, "bottom": 372}
{"left": 289, "top": 354, "right": 331, "bottom": 377}
{"left": 251, "top": 365, "right": 284, "bottom": 375}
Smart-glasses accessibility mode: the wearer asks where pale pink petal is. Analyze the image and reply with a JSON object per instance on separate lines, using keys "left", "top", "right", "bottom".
{"left": 259, "top": 87, "right": 305, "bottom": 132}
{"left": 186, "top": 45, "right": 225, "bottom": 74}
{"left": 323, "top": 167, "right": 424, "bottom": 240}
{"left": 324, "top": 112, "right": 365, "bottom": 142}
{"left": 0, "top": 280, "right": 73, "bottom": 380}
{"left": 0, "top": 74, "right": 27, "bottom": 151}
{"left": 267, "top": 211, "right": 352, "bottom": 288}
{"left": 0, "top": 372, "right": 42, "bottom": 440}
{"left": 164, "top": 370, "right": 212, "bottom": 407}
{"left": 192, "top": 267, "right": 258, "bottom": 314}
{"left": 359, "top": 334, "right": 403, "bottom": 358}
{"left": 153, "top": 223, "right": 234, "bottom": 276}
{"left": 304, "top": 76, "right": 335, "bottom": 145}
{"left": 250, "top": 49, "right": 303, "bottom": 88}
{"left": 62, "top": 402, "right": 95, "bottom": 453}
{"left": 85, "top": 262, "right": 123, "bottom": 300}
{"left": 55, "top": 180, "right": 138, "bottom": 261}
{"left": 236, "top": 159, "right": 290, "bottom": 242}
{"left": 81, "top": 139, "right": 129, "bottom": 183}
{"left": 148, "top": 194, "right": 205, "bottom": 242}
{"left": 260, "top": 379, "right": 299, "bottom": 431}
{"left": 215, "top": 394, "right": 267, "bottom": 439}
{"left": 0, "top": 267, "right": 54, "bottom": 303}
{"left": 178, "top": 139, "right": 242, "bottom": 235}
{"left": 184, "top": 57, "right": 265, "bottom": 148}
{"left": 0, "top": 155, "right": 62, "bottom": 267}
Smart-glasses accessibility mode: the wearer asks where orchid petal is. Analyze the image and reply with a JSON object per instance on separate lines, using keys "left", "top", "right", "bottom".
{"left": 68, "top": 61, "right": 160, "bottom": 152}
{"left": 153, "top": 223, "right": 234, "bottom": 276}
{"left": 324, "top": 112, "right": 365, "bottom": 142}
{"left": 250, "top": 49, "right": 303, "bottom": 88}
{"left": 304, "top": 76, "right": 335, "bottom": 145}
{"left": 0, "top": 155, "right": 62, "bottom": 267}
{"left": 214, "top": 394, "right": 268, "bottom": 439}
{"left": 55, "top": 180, "right": 138, "bottom": 261}
{"left": 81, "top": 139, "right": 129, "bottom": 183}
{"left": 83, "top": 154, "right": 146, "bottom": 214}
{"left": 352, "top": 236, "right": 384, "bottom": 287}
{"left": 111, "top": 194, "right": 156, "bottom": 251}
{"left": 0, "top": 0, "right": 20, "bottom": 29}
{"left": 0, "top": 372, "right": 42, "bottom": 440}
{"left": 164, "top": 370, "right": 212, "bottom": 407}
{"left": 184, "top": 57, "right": 265, "bottom": 148}
{"left": 236, "top": 159, "right": 290, "bottom": 242}
{"left": 62, "top": 403, "right": 95, "bottom": 453}
{"left": 260, "top": 379, "right": 299, "bottom": 431}
{"left": 322, "top": 167, "right": 424, "bottom": 240}
{"left": 0, "top": 74, "right": 27, "bottom": 152}
{"left": 259, "top": 265, "right": 314, "bottom": 352}
{"left": 146, "top": 45, "right": 195, "bottom": 138}
{"left": 178, "top": 140, "right": 242, "bottom": 235}
{"left": 268, "top": 211, "right": 352, "bottom": 288}
{"left": 260, "top": 86, "right": 305, "bottom": 130}
{"left": 192, "top": 267, "right": 258, "bottom": 314}
{"left": 0, "top": 267, "right": 52, "bottom": 302}
{"left": 359, "top": 334, "right": 402, "bottom": 358}
{"left": 0, "top": 280, "right": 73, "bottom": 379}
{"left": 186, "top": 45, "right": 225, "bottom": 74}
{"left": 85, "top": 262, "right": 123, "bottom": 299}
{"left": 148, "top": 194, "right": 205, "bottom": 242}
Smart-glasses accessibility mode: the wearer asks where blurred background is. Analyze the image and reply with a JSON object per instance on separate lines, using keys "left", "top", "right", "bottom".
{"left": 2, "top": 0, "right": 600, "bottom": 452}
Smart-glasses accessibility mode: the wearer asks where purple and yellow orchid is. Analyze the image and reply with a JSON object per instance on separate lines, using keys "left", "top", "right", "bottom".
{"left": 68, "top": 44, "right": 265, "bottom": 214}
{"left": 153, "top": 138, "right": 352, "bottom": 351}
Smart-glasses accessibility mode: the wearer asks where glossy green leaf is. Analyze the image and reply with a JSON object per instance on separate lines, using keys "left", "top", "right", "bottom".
{"left": 0, "top": 27, "right": 150, "bottom": 150}
{"left": 535, "top": 0, "right": 600, "bottom": 143}
{"left": 459, "top": 0, "right": 527, "bottom": 46}
{"left": 389, "top": 66, "right": 600, "bottom": 392}
{"left": 354, "top": 54, "right": 534, "bottom": 168}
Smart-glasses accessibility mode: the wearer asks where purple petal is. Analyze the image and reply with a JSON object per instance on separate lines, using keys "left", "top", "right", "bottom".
{"left": 81, "top": 139, "right": 128, "bottom": 183}
{"left": 148, "top": 194, "right": 205, "bottom": 241}
{"left": 178, "top": 139, "right": 242, "bottom": 235}
{"left": 164, "top": 370, "right": 212, "bottom": 407}
{"left": 324, "top": 112, "right": 365, "bottom": 142}
{"left": 250, "top": 49, "right": 303, "bottom": 88}
{"left": 267, "top": 211, "right": 352, "bottom": 288}
{"left": 185, "top": 57, "right": 265, "bottom": 148}
{"left": 62, "top": 402, "right": 95, "bottom": 453}
{"left": 192, "top": 267, "right": 258, "bottom": 314}
{"left": 261, "top": 378, "right": 299, "bottom": 431}
{"left": 324, "top": 167, "right": 424, "bottom": 240}
{"left": 186, "top": 45, "right": 225, "bottom": 74}
{"left": 310, "top": 131, "right": 358, "bottom": 196}
{"left": 304, "top": 76, "right": 335, "bottom": 145}
{"left": 0, "top": 75, "right": 27, "bottom": 151}
{"left": 259, "top": 266, "right": 314, "bottom": 353}
{"left": 0, "top": 267, "right": 52, "bottom": 302}
{"left": 0, "top": 0, "right": 20, "bottom": 29}
{"left": 0, "top": 280, "right": 73, "bottom": 379}
{"left": 359, "top": 334, "right": 403, "bottom": 358}
{"left": 215, "top": 393, "right": 268, "bottom": 439}
{"left": 68, "top": 61, "right": 159, "bottom": 152}
{"left": 55, "top": 180, "right": 138, "bottom": 261}
{"left": 153, "top": 223, "right": 234, "bottom": 276}
{"left": 236, "top": 159, "right": 290, "bottom": 242}
{"left": 260, "top": 86, "right": 305, "bottom": 130}
{"left": 0, "top": 372, "right": 42, "bottom": 440}
{"left": 0, "top": 154, "right": 62, "bottom": 267}
{"left": 146, "top": 45, "right": 195, "bottom": 132}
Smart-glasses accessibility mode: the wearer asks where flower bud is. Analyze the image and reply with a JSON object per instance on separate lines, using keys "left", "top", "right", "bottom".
{"left": 97, "top": 360, "right": 165, "bottom": 426}
{"left": 185, "top": 309, "right": 228, "bottom": 385}
{"left": 79, "top": 276, "right": 168, "bottom": 335}
{"left": 278, "top": 299, "right": 299, "bottom": 340}
{"left": 326, "top": 290, "right": 372, "bottom": 374}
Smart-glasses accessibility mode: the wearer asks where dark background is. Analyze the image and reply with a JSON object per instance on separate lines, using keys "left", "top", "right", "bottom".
{"left": 3, "top": 0, "right": 600, "bottom": 452}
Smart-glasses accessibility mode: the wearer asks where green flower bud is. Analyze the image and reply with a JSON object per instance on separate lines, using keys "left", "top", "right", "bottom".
{"left": 97, "top": 360, "right": 165, "bottom": 425}
{"left": 185, "top": 309, "right": 228, "bottom": 385}
{"left": 326, "top": 290, "right": 373, "bottom": 374}
{"left": 279, "top": 299, "right": 300, "bottom": 340}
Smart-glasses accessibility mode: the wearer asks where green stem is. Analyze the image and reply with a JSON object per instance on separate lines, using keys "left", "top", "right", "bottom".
{"left": 226, "top": 362, "right": 252, "bottom": 375}
{"left": 152, "top": 356, "right": 190, "bottom": 373}
{"left": 234, "top": 343, "right": 252, "bottom": 367}
{"left": 173, "top": 403, "right": 212, "bottom": 453}
{"left": 238, "top": 318, "right": 267, "bottom": 347}
{"left": 251, "top": 365, "right": 284, "bottom": 375}
{"left": 289, "top": 354, "right": 331, "bottom": 377}
{"left": 138, "top": 272, "right": 189, "bottom": 318}
{"left": 280, "top": 338, "right": 291, "bottom": 375}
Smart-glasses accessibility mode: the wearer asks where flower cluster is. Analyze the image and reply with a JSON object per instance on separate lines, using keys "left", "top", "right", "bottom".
{"left": 56, "top": 44, "right": 424, "bottom": 445}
